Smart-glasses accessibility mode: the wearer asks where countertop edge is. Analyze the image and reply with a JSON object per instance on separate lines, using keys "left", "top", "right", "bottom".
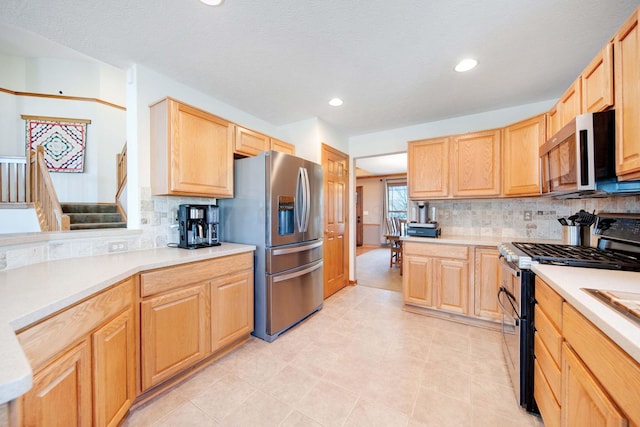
{"left": 0, "top": 243, "right": 256, "bottom": 404}
{"left": 532, "top": 264, "right": 640, "bottom": 364}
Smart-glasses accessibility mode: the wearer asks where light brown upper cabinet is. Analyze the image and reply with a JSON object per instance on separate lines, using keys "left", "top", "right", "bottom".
{"left": 451, "top": 129, "right": 501, "bottom": 197}
{"left": 582, "top": 43, "right": 614, "bottom": 113}
{"left": 502, "top": 114, "right": 545, "bottom": 197}
{"left": 548, "top": 79, "right": 582, "bottom": 139}
{"left": 408, "top": 137, "right": 450, "bottom": 199}
{"left": 270, "top": 138, "right": 296, "bottom": 155}
{"left": 234, "top": 126, "right": 270, "bottom": 157}
{"left": 150, "top": 97, "right": 234, "bottom": 198}
{"left": 614, "top": 8, "right": 640, "bottom": 181}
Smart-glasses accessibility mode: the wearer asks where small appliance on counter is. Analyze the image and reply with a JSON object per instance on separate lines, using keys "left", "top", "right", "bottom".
{"left": 178, "top": 204, "right": 220, "bottom": 249}
{"left": 407, "top": 203, "right": 440, "bottom": 237}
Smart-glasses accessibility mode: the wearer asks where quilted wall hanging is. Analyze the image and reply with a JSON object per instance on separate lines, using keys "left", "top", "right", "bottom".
{"left": 22, "top": 115, "right": 92, "bottom": 173}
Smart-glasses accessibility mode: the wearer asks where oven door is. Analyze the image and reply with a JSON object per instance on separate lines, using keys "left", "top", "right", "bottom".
{"left": 498, "top": 256, "right": 522, "bottom": 404}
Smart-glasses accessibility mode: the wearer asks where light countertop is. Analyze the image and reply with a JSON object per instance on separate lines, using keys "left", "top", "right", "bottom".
{"left": 401, "top": 235, "right": 561, "bottom": 246}
{"left": 0, "top": 243, "right": 255, "bottom": 404}
{"left": 532, "top": 264, "right": 640, "bottom": 363}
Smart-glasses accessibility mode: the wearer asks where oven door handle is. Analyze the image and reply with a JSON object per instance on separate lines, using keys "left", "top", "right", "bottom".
{"left": 497, "top": 286, "right": 520, "bottom": 320}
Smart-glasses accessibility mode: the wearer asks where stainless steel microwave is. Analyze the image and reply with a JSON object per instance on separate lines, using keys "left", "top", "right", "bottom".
{"left": 539, "top": 110, "right": 616, "bottom": 196}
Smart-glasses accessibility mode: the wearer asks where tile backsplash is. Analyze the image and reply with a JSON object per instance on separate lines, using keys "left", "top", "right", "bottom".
{"left": 0, "top": 189, "right": 638, "bottom": 270}
{"left": 429, "top": 195, "right": 640, "bottom": 240}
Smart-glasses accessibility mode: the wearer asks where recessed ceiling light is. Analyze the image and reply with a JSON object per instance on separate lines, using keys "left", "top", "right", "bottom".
{"left": 200, "top": 0, "right": 223, "bottom": 5}
{"left": 455, "top": 58, "right": 478, "bottom": 72}
{"left": 329, "top": 98, "right": 343, "bottom": 107}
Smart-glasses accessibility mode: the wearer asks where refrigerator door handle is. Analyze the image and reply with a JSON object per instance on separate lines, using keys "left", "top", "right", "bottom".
{"left": 271, "top": 240, "right": 323, "bottom": 255}
{"left": 272, "top": 261, "right": 323, "bottom": 283}
{"left": 302, "top": 167, "right": 311, "bottom": 232}
{"left": 295, "top": 167, "right": 305, "bottom": 232}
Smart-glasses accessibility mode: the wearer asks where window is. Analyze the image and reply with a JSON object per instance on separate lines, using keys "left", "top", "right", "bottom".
{"left": 387, "top": 181, "right": 407, "bottom": 220}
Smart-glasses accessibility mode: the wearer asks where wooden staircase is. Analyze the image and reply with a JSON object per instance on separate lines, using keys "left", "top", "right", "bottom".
{"left": 61, "top": 203, "right": 126, "bottom": 230}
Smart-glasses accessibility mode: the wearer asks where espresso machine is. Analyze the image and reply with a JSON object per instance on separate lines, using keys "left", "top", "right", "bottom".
{"left": 178, "top": 204, "right": 220, "bottom": 249}
{"left": 407, "top": 201, "right": 441, "bottom": 238}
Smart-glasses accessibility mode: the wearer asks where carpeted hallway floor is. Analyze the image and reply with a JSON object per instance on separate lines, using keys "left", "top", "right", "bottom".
{"left": 356, "top": 247, "right": 403, "bottom": 293}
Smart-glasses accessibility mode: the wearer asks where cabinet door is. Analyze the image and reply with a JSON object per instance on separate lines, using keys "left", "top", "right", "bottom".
{"left": 451, "top": 129, "right": 501, "bottom": 197}
{"left": 582, "top": 43, "right": 614, "bottom": 113}
{"left": 92, "top": 309, "right": 135, "bottom": 427}
{"left": 211, "top": 270, "right": 254, "bottom": 352}
{"left": 434, "top": 258, "right": 469, "bottom": 315}
{"left": 402, "top": 255, "right": 434, "bottom": 307}
{"left": 615, "top": 10, "right": 640, "bottom": 180}
{"left": 150, "top": 98, "right": 234, "bottom": 197}
{"left": 559, "top": 78, "right": 582, "bottom": 126}
{"left": 473, "top": 247, "right": 501, "bottom": 322}
{"left": 141, "top": 284, "right": 210, "bottom": 390}
{"left": 235, "top": 126, "right": 269, "bottom": 156}
{"left": 547, "top": 105, "right": 562, "bottom": 140}
{"left": 270, "top": 138, "right": 295, "bottom": 155}
{"left": 408, "top": 137, "right": 449, "bottom": 199}
{"left": 562, "top": 344, "right": 627, "bottom": 427}
{"left": 22, "top": 341, "right": 92, "bottom": 427}
{"left": 502, "top": 115, "right": 545, "bottom": 197}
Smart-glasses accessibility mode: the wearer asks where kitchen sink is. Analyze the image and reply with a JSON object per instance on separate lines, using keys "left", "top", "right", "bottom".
{"left": 582, "top": 288, "right": 640, "bottom": 325}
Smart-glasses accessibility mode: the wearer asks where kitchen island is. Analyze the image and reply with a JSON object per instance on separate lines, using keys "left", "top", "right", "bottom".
{"left": 0, "top": 242, "right": 255, "bottom": 412}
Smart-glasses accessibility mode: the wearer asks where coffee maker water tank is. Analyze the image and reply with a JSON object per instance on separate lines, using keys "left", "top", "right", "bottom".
{"left": 418, "top": 202, "right": 427, "bottom": 224}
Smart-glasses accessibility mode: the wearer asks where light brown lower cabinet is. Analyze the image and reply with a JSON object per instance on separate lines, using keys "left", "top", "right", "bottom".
{"left": 141, "top": 283, "right": 210, "bottom": 390}
{"left": 22, "top": 341, "right": 92, "bottom": 427}
{"left": 561, "top": 343, "right": 626, "bottom": 427}
{"left": 11, "top": 252, "right": 254, "bottom": 427}
{"left": 404, "top": 243, "right": 507, "bottom": 324}
{"left": 14, "top": 278, "right": 135, "bottom": 427}
{"left": 402, "top": 242, "right": 470, "bottom": 317}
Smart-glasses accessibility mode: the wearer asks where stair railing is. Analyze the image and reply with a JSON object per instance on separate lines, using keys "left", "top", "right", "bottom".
{"left": 30, "top": 146, "right": 70, "bottom": 231}
{"left": 0, "top": 151, "right": 30, "bottom": 205}
{"left": 115, "top": 143, "right": 127, "bottom": 222}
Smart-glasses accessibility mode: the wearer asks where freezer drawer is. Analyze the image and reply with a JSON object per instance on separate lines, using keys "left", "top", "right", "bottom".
{"left": 266, "top": 259, "right": 323, "bottom": 335}
{"left": 266, "top": 240, "right": 323, "bottom": 274}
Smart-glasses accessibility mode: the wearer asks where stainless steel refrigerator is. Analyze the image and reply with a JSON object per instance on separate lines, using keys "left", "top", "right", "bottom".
{"left": 219, "top": 151, "right": 324, "bottom": 342}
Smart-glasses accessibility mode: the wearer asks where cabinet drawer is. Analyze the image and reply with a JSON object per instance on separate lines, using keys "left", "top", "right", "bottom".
{"left": 563, "top": 303, "right": 640, "bottom": 423}
{"left": 534, "top": 333, "right": 561, "bottom": 401}
{"left": 534, "top": 360, "right": 561, "bottom": 427}
{"left": 535, "top": 277, "right": 563, "bottom": 330}
{"left": 17, "top": 278, "right": 134, "bottom": 372}
{"left": 403, "top": 242, "right": 468, "bottom": 259}
{"left": 141, "top": 252, "right": 253, "bottom": 297}
{"left": 534, "top": 305, "right": 563, "bottom": 366}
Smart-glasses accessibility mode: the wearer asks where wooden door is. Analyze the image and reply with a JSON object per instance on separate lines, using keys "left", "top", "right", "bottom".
{"left": 408, "top": 137, "right": 449, "bottom": 199}
{"left": 559, "top": 79, "right": 582, "bottom": 126}
{"left": 270, "top": 138, "right": 296, "bottom": 155}
{"left": 502, "top": 114, "right": 545, "bottom": 197}
{"left": 22, "top": 341, "right": 92, "bottom": 427}
{"left": 235, "top": 126, "right": 269, "bottom": 157}
{"left": 211, "top": 270, "right": 254, "bottom": 351}
{"left": 356, "top": 185, "right": 363, "bottom": 246}
{"left": 322, "top": 143, "right": 349, "bottom": 298}
{"left": 615, "top": 9, "right": 640, "bottom": 180}
{"left": 140, "top": 283, "right": 210, "bottom": 390}
{"left": 92, "top": 309, "right": 135, "bottom": 427}
{"left": 451, "top": 129, "right": 501, "bottom": 197}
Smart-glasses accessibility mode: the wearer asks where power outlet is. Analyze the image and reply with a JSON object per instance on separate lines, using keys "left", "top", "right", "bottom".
{"left": 108, "top": 241, "right": 127, "bottom": 252}
{"left": 523, "top": 211, "right": 532, "bottom": 222}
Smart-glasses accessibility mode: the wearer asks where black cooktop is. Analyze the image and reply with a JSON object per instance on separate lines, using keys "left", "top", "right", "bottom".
{"left": 512, "top": 242, "right": 640, "bottom": 272}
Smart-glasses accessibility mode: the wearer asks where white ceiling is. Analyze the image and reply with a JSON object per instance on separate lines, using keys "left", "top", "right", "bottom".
{"left": 1, "top": 0, "right": 638, "bottom": 142}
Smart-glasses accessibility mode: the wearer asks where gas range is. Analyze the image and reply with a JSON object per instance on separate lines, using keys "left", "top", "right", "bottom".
{"left": 498, "top": 213, "right": 640, "bottom": 271}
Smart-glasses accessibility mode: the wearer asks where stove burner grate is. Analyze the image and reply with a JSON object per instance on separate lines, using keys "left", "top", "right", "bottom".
{"left": 512, "top": 242, "right": 640, "bottom": 271}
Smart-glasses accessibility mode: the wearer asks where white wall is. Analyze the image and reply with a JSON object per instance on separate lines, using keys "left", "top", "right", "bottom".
{"left": 348, "top": 99, "right": 555, "bottom": 158}
{"left": 0, "top": 53, "right": 126, "bottom": 203}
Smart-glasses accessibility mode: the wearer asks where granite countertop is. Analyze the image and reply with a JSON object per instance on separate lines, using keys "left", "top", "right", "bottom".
{"left": 532, "top": 264, "right": 640, "bottom": 364}
{"left": 0, "top": 242, "right": 255, "bottom": 404}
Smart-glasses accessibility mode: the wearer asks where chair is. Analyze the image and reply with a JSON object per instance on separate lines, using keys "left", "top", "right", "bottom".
{"left": 387, "top": 217, "right": 404, "bottom": 275}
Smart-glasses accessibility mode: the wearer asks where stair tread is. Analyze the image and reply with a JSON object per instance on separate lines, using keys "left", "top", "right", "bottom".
{"left": 70, "top": 222, "right": 127, "bottom": 230}
{"left": 61, "top": 203, "right": 118, "bottom": 214}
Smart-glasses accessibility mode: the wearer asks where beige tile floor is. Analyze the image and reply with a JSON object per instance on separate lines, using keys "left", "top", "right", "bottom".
{"left": 123, "top": 286, "right": 544, "bottom": 427}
